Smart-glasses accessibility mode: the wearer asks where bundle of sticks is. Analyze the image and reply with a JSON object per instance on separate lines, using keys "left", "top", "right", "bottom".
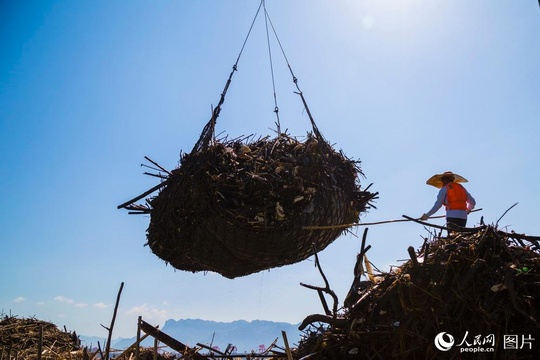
{"left": 133, "top": 132, "right": 376, "bottom": 278}
{"left": 0, "top": 315, "right": 81, "bottom": 359}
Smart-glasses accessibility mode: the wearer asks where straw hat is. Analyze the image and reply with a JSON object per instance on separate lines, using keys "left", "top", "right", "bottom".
{"left": 426, "top": 171, "right": 468, "bottom": 189}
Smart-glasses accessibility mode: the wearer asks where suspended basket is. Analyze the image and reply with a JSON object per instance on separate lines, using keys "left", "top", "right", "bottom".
{"left": 121, "top": 116, "right": 377, "bottom": 278}
{"left": 118, "top": 2, "right": 377, "bottom": 278}
{"left": 142, "top": 124, "right": 376, "bottom": 278}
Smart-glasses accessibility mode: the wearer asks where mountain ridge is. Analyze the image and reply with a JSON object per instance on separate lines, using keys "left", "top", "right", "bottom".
{"left": 80, "top": 318, "right": 303, "bottom": 353}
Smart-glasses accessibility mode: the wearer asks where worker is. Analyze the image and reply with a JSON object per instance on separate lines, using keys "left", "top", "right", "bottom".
{"left": 421, "top": 171, "right": 476, "bottom": 233}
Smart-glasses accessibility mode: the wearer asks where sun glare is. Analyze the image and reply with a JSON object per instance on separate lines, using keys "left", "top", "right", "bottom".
{"left": 340, "top": 0, "right": 446, "bottom": 34}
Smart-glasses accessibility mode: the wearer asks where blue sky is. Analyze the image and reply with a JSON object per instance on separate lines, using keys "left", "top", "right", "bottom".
{"left": 1, "top": 0, "right": 539, "bottom": 341}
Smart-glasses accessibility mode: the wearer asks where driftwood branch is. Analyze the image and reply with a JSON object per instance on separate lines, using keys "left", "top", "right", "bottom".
{"left": 407, "top": 246, "right": 419, "bottom": 268}
{"left": 501, "top": 230, "right": 540, "bottom": 247}
{"left": 298, "top": 314, "right": 347, "bottom": 331}
{"left": 144, "top": 156, "right": 171, "bottom": 175}
{"left": 496, "top": 202, "right": 518, "bottom": 227}
{"left": 114, "top": 333, "right": 152, "bottom": 360}
{"left": 104, "top": 282, "right": 124, "bottom": 360}
{"left": 300, "top": 244, "right": 339, "bottom": 315}
{"left": 344, "top": 229, "right": 372, "bottom": 308}
{"left": 143, "top": 172, "right": 168, "bottom": 179}
{"left": 196, "top": 343, "right": 226, "bottom": 356}
{"left": 117, "top": 181, "right": 168, "bottom": 209}
{"left": 281, "top": 331, "right": 293, "bottom": 360}
{"left": 357, "top": 228, "right": 371, "bottom": 266}
{"left": 97, "top": 342, "right": 104, "bottom": 360}
{"left": 402, "top": 215, "right": 486, "bottom": 233}
{"left": 317, "top": 290, "right": 331, "bottom": 316}
{"left": 139, "top": 319, "right": 207, "bottom": 359}
{"left": 299, "top": 243, "right": 344, "bottom": 331}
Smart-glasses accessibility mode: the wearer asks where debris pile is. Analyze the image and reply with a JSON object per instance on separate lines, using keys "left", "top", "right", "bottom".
{"left": 0, "top": 315, "right": 82, "bottom": 359}
{"left": 125, "top": 132, "right": 377, "bottom": 279}
{"left": 297, "top": 226, "right": 540, "bottom": 359}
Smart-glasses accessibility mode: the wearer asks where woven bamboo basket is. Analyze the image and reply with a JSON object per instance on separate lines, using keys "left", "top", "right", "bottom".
{"left": 144, "top": 126, "right": 376, "bottom": 278}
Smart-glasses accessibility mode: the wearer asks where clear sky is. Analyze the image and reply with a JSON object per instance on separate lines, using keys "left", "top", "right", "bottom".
{"left": 1, "top": 0, "right": 539, "bottom": 341}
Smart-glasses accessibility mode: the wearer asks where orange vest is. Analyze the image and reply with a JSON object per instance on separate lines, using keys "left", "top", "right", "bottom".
{"left": 444, "top": 183, "right": 468, "bottom": 211}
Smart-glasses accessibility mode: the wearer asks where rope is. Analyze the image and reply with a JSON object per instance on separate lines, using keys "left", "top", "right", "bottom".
{"left": 192, "top": 1, "right": 263, "bottom": 152}
{"left": 195, "top": 0, "right": 325, "bottom": 151}
{"left": 262, "top": 3, "right": 325, "bottom": 140}
{"left": 236, "top": 1, "right": 263, "bottom": 68}
{"left": 262, "top": 0, "right": 281, "bottom": 134}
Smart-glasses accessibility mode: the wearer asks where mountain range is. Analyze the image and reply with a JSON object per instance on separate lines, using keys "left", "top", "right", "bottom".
{"left": 80, "top": 318, "right": 303, "bottom": 354}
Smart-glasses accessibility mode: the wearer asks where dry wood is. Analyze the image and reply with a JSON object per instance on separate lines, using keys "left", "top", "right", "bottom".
{"left": 303, "top": 208, "right": 482, "bottom": 230}
{"left": 139, "top": 320, "right": 207, "bottom": 359}
{"left": 281, "top": 331, "right": 293, "bottom": 360}
{"left": 402, "top": 214, "right": 486, "bottom": 233}
{"left": 117, "top": 181, "right": 169, "bottom": 210}
{"left": 123, "top": 132, "right": 377, "bottom": 278}
{"left": 296, "top": 225, "right": 540, "bottom": 359}
{"left": 0, "top": 316, "right": 81, "bottom": 360}
{"left": 104, "top": 282, "right": 124, "bottom": 360}
{"left": 114, "top": 333, "right": 152, "bottom": 360}
{"left": 300, "top": 244, "right": 339, "bottom": 317}
{"left": 407, "top": 246, "right": 419, "bottom": 268}
{"left": 298, "top": 314, "right": 348, "bottom": 331}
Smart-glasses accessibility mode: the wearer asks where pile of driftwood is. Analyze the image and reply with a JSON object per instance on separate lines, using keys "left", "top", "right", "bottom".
{"left": 121, "top": 132, "right": 377, "bottom": 278}
{"left": 296, "top": 225, "right": 540, "bottom": 359}
{"left": 0, "top": 315, "right": 82, "bottom": 359}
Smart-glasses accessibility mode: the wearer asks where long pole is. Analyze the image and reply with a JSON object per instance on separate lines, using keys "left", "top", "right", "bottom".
{"left": 136, "top": 317, "right": 141, "bottom": 360}
{"left": 303, "top": 209, "right": 482, "bottom": 230}
{"left": 105, "top": 282, "right": 124, "bottom": 360}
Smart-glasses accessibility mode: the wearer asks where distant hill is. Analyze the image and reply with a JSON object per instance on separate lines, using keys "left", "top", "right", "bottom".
{"left": 80, "top": 319, "right": 302, "bottom": 353}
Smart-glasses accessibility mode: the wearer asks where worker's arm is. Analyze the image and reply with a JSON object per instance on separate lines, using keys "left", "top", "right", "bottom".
{"left": 422, "top": 187, "right": 447, "bottom": 219}
{"left": 466, "top": 190, "right": 476, "bottom": 212}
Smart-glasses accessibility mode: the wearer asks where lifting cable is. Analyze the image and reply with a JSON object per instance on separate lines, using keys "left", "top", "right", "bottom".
{"left": 119, "top": 2, "right": 315, "bottom": 211}
{"left": 262, "top": 2, "right": 325, "bottom": 141}
{"left": 192, "top": 1, "right": 263, "bottom": 151}
{"left": 262, "top": 0, "right": 281, "bottom": 134}
{"left": 195, "top": 0, "right": 326, "bottom": 152}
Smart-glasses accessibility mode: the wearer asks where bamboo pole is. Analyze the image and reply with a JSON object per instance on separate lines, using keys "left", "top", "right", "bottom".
{"left": 136, "top": 317, "right": 141, "bottom": 360}
{"left": 105, "top": 282, "right": 125, "bottom": 360}
{"left": 114, "top": 333, "right": 151, "bottom": 360}
{"left": 302, "top": 208, "right": 482, "bottom": 230}
{"left": 97, "top": 342, "right": 104, "bottom": 360}
{"left": 196, "top": 343, "right": 227, "bottom": 356}
{"left": 144, "top": 156, "right": 171, "bottom": 175}
{"left": 138, "top": 319, "right": 207, "bottom": 359}
{"left": 117, "top": 181, "right": 168, "bottom": 209}
{"left": 402, "top": 215, "right": 486, "bottom": 233}
{"left": 281, "top": 331, "right": 293, "bottom": 360}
